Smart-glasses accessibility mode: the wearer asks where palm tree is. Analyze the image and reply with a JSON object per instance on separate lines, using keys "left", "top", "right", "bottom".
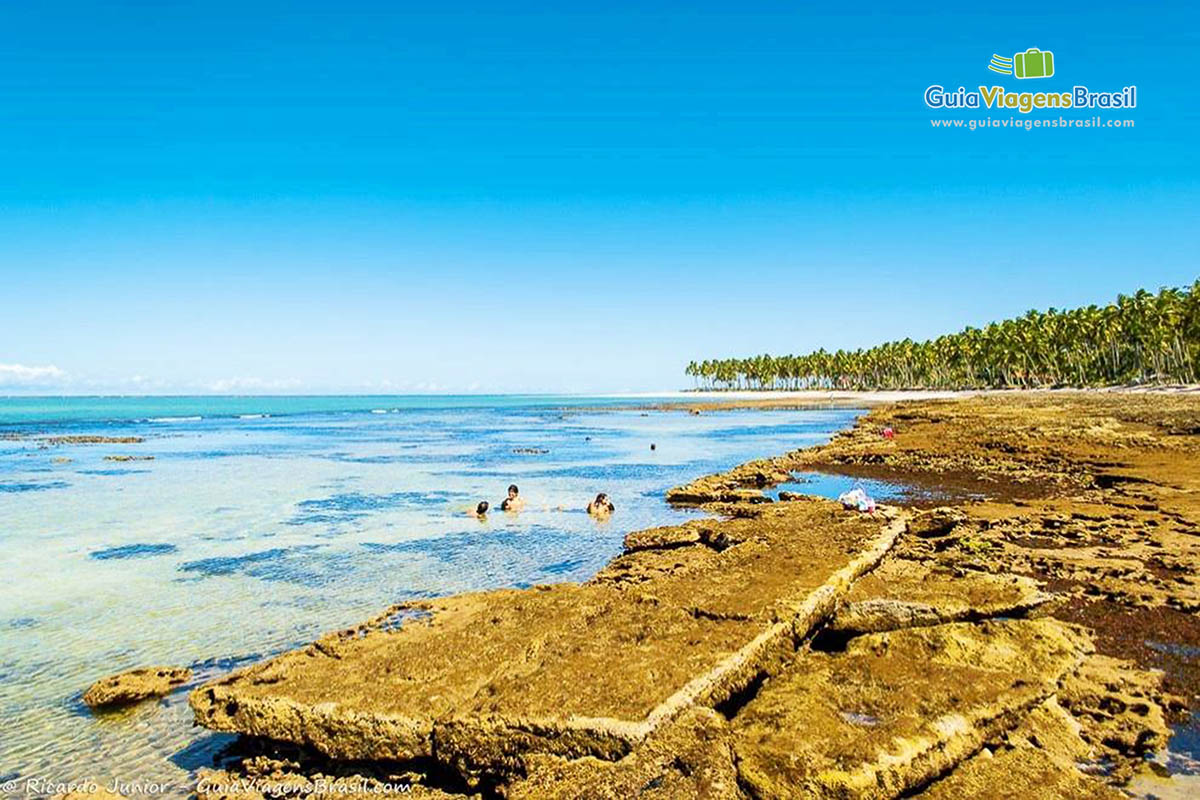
{"left": 685, "top": 281, "right": 1200, "bottom": 391}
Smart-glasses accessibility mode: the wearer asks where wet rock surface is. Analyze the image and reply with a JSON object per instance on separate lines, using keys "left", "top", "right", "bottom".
{"left": 185, "top": 394, "right": 1200, "bottom": 798}
{"left": 914, "top": 698, "right": 1126, "bottom": 799}
{"left": 732, "top": 619, "right": 1091, "bottom": 800}
{"left": 796, "top": 397, "right": 1200, "bottom": 666}
{"left": 1058, "top": 654, "right": 1175, "bottom": 781}
{"left": 507, "top": 707, "right": 741, "bottom": 799}
{"left": 82, "top": 666, "right": 192, "bottom": 708}
{"left": 828, "top": 555, "right": 1052, "bottom": 635}
{"left": 665, "top": 458, "right": 792, "bottom": 506}
{"left": 796, "top": 394, "right": 1200, "bottom": 794}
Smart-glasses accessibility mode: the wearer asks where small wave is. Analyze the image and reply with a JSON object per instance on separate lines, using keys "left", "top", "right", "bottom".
{"left": 0, "top": 480, "right": 70, "bottom": 493}
{"left": 238, "top": 414, "right": 269, "bottom": 420}
{"left": 147, "top": 416, "right": 202, "bottom": 423}
{"left": 370, "top": 409, "right": 388, "bottom": 414}
{"left": 91, "top": 543, "right": 178, "bottom": 560}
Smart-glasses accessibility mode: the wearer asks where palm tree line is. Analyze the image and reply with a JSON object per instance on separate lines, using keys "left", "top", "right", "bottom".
{"left": 685, "top": 282, "right": 1200, "bottom": 390}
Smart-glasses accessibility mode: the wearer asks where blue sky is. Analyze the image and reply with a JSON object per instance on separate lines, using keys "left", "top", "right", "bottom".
{"left": 1, "top": 1, "right": 1196, "bottom": 394}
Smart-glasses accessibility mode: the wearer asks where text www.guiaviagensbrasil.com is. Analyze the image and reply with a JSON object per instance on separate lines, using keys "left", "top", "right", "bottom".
{"left": 930, "top": 116, "right": 1134, "bottom": 131}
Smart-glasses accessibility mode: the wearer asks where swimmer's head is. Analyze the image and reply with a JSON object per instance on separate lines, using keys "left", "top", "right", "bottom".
{"left": 595, "top": 493, "right": 608, "bottom": 505}
{"left": 508, "top": 484, "right": 519, "bottom": 498}
{"left": 476, "top": 501, "right": 489, "bottom": 515}
{"left": 500, "top": 498, "right": 512, "bottom": 511}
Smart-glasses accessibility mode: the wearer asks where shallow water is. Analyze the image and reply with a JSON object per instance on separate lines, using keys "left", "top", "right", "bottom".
{"left": 0, "top": 396, "right": 863, "bottom": 795}
{"left": 1129, "top": 712, "right": 1200, "bottom": 799}
{"left": 768, "top": 470, "right": 983, "bottom": 507}
{"left": 767, "top": 472, "right": 915, "bottom": 504}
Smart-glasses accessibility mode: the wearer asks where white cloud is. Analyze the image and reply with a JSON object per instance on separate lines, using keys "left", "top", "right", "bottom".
{"left": 0, "top": 363, "right": 69, "bottom": 387}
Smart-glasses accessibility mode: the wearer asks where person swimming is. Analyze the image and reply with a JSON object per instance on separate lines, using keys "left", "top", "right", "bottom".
{"left": 587, "top": 492, "right": 615, "bottom": 516}
{"left": 473, "top": 501, "right": 490, "bottom": 518}
{"left": 500, "top": 483, "right": 525, "bottom": 511}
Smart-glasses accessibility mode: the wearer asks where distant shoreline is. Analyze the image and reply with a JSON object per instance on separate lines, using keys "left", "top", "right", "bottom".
{"left": 600, "top": 385, "right": 1200, "bottom": 412}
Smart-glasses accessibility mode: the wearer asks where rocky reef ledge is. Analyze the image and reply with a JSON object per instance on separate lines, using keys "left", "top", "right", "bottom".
{"left": 83, "top": 666, "right": 192, "bottom": 708}
{"left": 190, "top": 393, "right": 1196, "bottom": 799}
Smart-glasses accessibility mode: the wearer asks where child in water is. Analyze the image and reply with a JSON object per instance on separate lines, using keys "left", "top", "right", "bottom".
{"left": 472, "top": 501, "right": 489, "bottom": 518}
{"left": 500, "top": 484, "right": 526, "bottom": 511}
{"left": 587, "top": 492, "right": 615, "bottom": 517}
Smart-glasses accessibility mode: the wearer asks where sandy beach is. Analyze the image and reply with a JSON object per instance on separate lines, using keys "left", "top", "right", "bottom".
{"left": 644, "top": 385, "right": 1200, "bottom": 412}
{"left": 167, "top": 392, "right": 1200, "bottom": 798}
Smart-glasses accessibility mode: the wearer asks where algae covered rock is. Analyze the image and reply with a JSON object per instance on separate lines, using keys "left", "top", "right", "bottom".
{"left": 915, "top": 698, "right": 1124, "bottom": 799}
{"left": 507, "top": 707, "right": 741, "bottom": 800}
{"left": 664, "top": 458, "right": 790, "bottom": 505}
{"left": 83, "top": 665, "right": 192, "bottom": 708}
{"left": 907, "top": 506, "right": 967, "bottom": 538}
{"left": 829, "top": 557, "right": 1052, "bottom": 635}
{"left": 731, "top": 619, "right": 1092, "bottom": 800}
{"left": 1057, "top": 654, "right": 1173, "bottom": 781}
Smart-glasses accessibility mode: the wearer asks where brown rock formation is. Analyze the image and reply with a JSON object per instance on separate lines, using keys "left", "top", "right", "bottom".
{"left": 828, "top": 557, "right": 1052, "bottom": 635}
{"left": 732, "top": 619, "right": 1091, "bottom": 799}
{"left": 508, "top": 707, "right": 742, "bottom": 799}
{"left": 915, "top": 698, "right": 1125, "bottom": 799}
{"left": 83, "top": 666, "right": 192, "bottom": 708}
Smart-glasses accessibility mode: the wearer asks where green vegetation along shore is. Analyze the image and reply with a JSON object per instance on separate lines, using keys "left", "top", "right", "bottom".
{"left": 686, "top": 281, "right": 1200, "bottom": 390}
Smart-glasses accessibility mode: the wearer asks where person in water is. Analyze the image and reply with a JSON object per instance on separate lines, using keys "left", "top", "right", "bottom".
{"left": 473, "top": 501, "right": 490, "bottom": 518}
{"left": 500, "top": 484, "right": 525, "bottom": 511}
{"left": 587, "top": 492, "right": 615, "bottom": 516}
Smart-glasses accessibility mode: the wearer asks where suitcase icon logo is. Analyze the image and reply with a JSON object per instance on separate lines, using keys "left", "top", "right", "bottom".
{"left": 987, "top": 48, "right": 1055, "bottom": 79}
{"left": 1014, "top": 48, "right": 1054, "bottom": 78}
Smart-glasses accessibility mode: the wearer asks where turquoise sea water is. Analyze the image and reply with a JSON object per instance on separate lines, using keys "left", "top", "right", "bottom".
{"left": 0, "top": 395, "right": 653, "bottom": 427}
{"left": 0, "top": 395, "right": 863, "bottom": 796}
